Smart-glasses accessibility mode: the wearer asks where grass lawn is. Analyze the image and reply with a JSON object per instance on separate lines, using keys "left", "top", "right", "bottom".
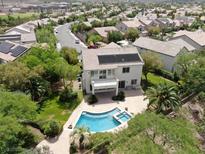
{"left": 142, "top": 73, "right": 177, "bottom": 90}
{"left": 0, "top": 13, "right": 39, "bottom": 19}
{"left": 37, "top": 91, "right": 83, "bottom": 125}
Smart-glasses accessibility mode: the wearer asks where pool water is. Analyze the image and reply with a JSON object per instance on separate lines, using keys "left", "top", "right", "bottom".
{"left": 117, "top": 112, "right": 131, "bottom": 122}
{"left": 75, "top": 108, "right": 122, "bottom": 132}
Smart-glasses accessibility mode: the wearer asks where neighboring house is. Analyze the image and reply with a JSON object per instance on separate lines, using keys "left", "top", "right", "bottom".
{"left": 155, "top": 18, "right": 175, "bottom": 28}
{"left": 90, "top": 26, "right": 119, "bottom": 42}
{"left": 138, "top": 17, "right": 154, "bottom": 28}
{"left": 102, "top": 42, "right": 121, "bottom": 49}
{"left": 116, "top": 19, "right": 145, "bottom": 32}
{"left": 173, "top": 17, "right": 195, "bottom": 27}
{"left": 171, "top": 30, "right": 205, "bottom": 48}
{"left": 82, "top": 47, "right": 144, "bottom": 95}
{"left": 5, "top": 23, "right": 37, "bottom": 47}
{"left": 133, "top": 37, "right": 188, "bottom": 71}
{"left": 0, "top": 41, "right": 29, "bottom": 63}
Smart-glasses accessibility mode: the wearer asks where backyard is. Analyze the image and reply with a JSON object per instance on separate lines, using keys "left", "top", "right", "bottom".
{"left": 141, "top": 72, "right": 177, "bottom": 91}
{"left": 37, "top": 91, "right": 83, "bottom": 125}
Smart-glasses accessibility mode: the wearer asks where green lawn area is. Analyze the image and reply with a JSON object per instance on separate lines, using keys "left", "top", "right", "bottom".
{"left": 37, "top": 92, "right": 83, "bottom": 125}
{"left": 142, "top": 73, "right": 177, "bottom": 90}
{"left": 0, "top": 13, "right": 39, "bottom": 19}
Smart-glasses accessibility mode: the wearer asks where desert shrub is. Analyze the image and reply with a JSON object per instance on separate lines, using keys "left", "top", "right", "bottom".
{"left": 88, "top": 95, "right": 98, "bottom": 104}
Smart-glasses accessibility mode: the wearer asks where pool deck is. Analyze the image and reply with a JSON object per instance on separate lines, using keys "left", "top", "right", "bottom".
{"left": 37, "top": 88, "right": 148, "bottom": 154}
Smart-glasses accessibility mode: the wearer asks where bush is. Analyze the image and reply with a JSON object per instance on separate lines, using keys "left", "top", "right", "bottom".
{"left": 59, "top": 88, "right": 78, "bottom": 103}
{"left": 112, "top": 91, "right": 125, "bottom": 101}
{"left": 70, "top": 142, "right": 78, "bottom": 154}
{"left": 154, "top": 69, "right": 179, "bottom": 82}
{"left": 88, "top": 95, "right": 98, "bottom": 104}
{"left": 42, "top": 120, "right": 61, "bottom": 137}
{"left": 60, "top": 47, "right": 79, "bottom": 65}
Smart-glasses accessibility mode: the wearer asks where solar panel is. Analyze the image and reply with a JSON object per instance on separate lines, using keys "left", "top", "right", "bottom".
{"left": 98, "top": 53, "right": 141, "bottom": 64}
{"left": 0, "top": 42, "right": 14, "bottom": 54}
{"left": 11, "top": 46, "right": 27, "bottom": 57}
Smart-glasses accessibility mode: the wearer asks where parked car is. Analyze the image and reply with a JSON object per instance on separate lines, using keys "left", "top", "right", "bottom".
{"left": 75, "top": 39, "right": 80, "bottom": 44}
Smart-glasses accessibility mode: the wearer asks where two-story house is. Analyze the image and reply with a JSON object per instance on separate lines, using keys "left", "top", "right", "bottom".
{"left": 82, "top": 47, "right": 144, "bottom": 95}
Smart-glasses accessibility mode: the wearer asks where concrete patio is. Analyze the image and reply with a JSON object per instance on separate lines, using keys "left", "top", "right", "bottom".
{"left": 37, "top": 89, "right": 148, "bottom": 154}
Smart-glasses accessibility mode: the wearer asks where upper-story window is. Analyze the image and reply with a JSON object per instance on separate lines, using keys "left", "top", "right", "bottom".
{"left": 122, "top": 67, "right": 130, "bottom": 73}
{"left": 91, "top": 71, "right": 98, "bottom": 78}
{"left": 99, "top": 70, "right": 106, "bottom": 79}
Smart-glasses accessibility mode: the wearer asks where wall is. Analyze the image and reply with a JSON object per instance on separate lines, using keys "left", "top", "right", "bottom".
{"left": 82, "top": 64, "right": 143, "bottom": 94}
{"left": 136, "top": 47, "right": 186, "bottom": 72}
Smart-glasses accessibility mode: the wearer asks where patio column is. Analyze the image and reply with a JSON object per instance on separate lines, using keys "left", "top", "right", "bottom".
{"left": 116, "top": 79, "right": 119, "bottom": 96}
{"left": 91, "top": 81, "right": 95, "bottom": 95}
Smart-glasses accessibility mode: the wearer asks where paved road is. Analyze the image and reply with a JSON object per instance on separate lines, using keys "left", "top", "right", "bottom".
{"left": 55, "top": 23, "right": 87, "bottom": 53}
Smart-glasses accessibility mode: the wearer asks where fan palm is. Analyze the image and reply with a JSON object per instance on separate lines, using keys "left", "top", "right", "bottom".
{"left": 70, "top": 127, "right": 90, "bottom": 151}
{"left": 145, "top": 83, "right": 180, "bottom": 114}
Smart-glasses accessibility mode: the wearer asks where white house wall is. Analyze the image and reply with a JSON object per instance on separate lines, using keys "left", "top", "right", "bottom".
{"left": 82, "top": 64, "right": 143, "bottom": 94}
{"left": 115, "top": 65, "right": 143, "bottom": 87}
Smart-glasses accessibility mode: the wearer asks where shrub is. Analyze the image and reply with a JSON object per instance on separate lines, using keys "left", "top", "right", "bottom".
{"left": 70, "top": 142, "right": 78, "bottom": 154}
{"left": 154, "top": 69, "right": 179, "bottom": 82}
{"left": 112, "top": 91, "right": 125, "bottom": 101}
{"left": 42, "top": 120, "right": 61, "bottom": 137}
{"left": 88, "top": 95, "right": 98, "bottom": 104}
{"left": 59, "top": 88, "right": 78, "bottom": 103}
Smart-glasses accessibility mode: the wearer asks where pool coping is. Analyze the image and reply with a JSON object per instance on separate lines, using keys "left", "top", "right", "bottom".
{"left": 72, "top": 107, "right": 132, "bottom": 133}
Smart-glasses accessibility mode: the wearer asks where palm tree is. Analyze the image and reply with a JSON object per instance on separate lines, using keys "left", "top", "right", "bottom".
{"left": 70, "top": 127, "right": 90, "bottom": 152}
{"left": 145, "top": 83, "right": 180, "bottom": 114}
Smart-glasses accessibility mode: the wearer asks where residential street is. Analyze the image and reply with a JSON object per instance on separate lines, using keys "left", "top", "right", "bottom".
{"left": 55, "top": 23, "right": 87, "bottom": 53}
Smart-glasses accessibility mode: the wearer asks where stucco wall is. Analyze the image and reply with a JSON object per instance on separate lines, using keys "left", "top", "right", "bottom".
{"left": 82, "top": 64, "right": 143, "bottom": 94}
{"left": 136, "top": 47, "right": 188, "bottom": 72}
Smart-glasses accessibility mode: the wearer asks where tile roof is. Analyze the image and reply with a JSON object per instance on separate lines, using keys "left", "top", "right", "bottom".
{"left": 133, "top": 37, "right": 186, "bottom": 57}
{"left": 82, "top": 47, "right": 143, "bottom": 70}
{"left": 93, "top": 26, "right": 118, "bottom": 38}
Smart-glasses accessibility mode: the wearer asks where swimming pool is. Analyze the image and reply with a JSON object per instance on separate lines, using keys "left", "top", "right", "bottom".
{"left": 116, "top": 111, "right": 131, "bottom": 122}
{"left": 75, "top": 108, "right": 131, "bottom": 132}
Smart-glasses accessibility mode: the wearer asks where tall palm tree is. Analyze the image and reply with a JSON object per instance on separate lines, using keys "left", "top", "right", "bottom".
{"left": 145, "top": 83, "right": 180, "bottom": 114}
{"left": 70, "top": 127, "right": 90, "bottom": 152}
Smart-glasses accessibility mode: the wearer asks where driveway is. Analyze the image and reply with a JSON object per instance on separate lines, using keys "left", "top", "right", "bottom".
{"left": 37, "top": 89, "right": 148, "bottom": 154}
{"left": 55, "top": 23, "right": 87, "bottom": 53}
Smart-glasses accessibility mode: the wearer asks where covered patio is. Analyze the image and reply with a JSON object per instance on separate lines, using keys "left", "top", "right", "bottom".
{"left": 91, "top": 78, "right": 119, "bottom": 95}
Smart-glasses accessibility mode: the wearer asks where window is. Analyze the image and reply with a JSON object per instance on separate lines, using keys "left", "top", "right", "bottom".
{"left": 131, "top": 79, "right": 137, "bottom": 85}
{"left": 122, "top": 67, "right": 130, "bottom": 73}
{"left": 99, "top": 70, "right": 106, "bottom": 79}
{"left": 107, "top": 69, "right": 112, "bottom": 76}
{"left": 91, "top": 71, "right": 98, "bottom": 77}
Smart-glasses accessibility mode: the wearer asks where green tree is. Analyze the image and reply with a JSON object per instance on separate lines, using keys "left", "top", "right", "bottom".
{"left": 60, "top": 47, "right": 79, "bottom": 65}
{"left": 174, "top": 53, "right": 197, "bottom": 78}
{"left": 86, "top": 33, "right": 102, "bottom": 45}
{"left": 54, "top": 59, "right": 80, "bottom": 88}
{"left": 36, "top": 24, "right": 57, "bottom": 46}
{"left": 0, "top": 115, "right": 24, "bottom": 154}
{"left": 125, "top": 28, "right": 139, "bottom": 42}
{"left": 0, "top": 90, "right": 37, "bottom": 121}
{"left": 145, "top": 84, "right": 180, "bottom": 113}
{"left": 0, "top": 61, "right": 40, "bottom": 91}
{"left": 26, "top": 76, "right": 50, "bottom": 101}
{"left": 42, "top": 120, "right": 61, "bottom": 137}
{"left": 91, "top": 20, "right": 102, "bottom": 27}
{"left": 107, "top": 31, "right": 124, "bottom": 43}
{"left": 141, "top": 52, "right": 163, "bottom": 83}
{"left": 148, "top": 26, "right": 161, "bottom": 36}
